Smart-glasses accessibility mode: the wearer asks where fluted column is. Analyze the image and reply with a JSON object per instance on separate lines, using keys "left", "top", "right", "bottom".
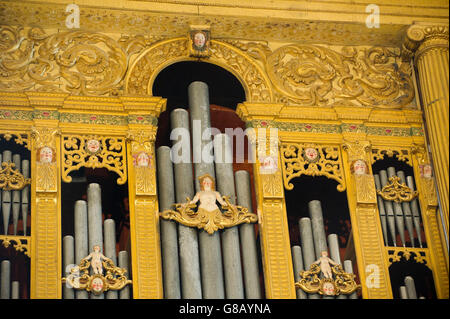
{"left": 403, "top": 23, "right": 449, "bottom": 235}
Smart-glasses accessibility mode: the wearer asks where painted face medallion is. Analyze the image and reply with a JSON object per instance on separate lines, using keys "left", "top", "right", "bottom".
{"left": 193, "top": 32, "right": 206, "bottom": 49}
{"left": 303, "top": 148, "right": 319, "bottom": 162}
{"left": 86, "top": 139, "right": 101, "bottom": 154}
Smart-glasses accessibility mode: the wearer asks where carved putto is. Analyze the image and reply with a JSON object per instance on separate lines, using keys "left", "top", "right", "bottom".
{"left": 295, "top": 251, "right": 361, "bottom": 296}
{"left": 62, "top": 245, "right": 132, "bottom": 295}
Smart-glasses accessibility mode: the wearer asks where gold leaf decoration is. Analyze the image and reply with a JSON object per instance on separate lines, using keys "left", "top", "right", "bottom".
{"left": 294, "top": 263, "right": 361, "bottom": 296}
{"left": 62, "top": 256, "right": 132, "bottom": 295}
{"left": 377, "top": 176, "right": 418, "bottom": 203}
{"left": 280, "top": 143, "right": 346, "bottom": 191}
{"left": 62, "top": 135, "right": 127, "bottom": 185}
{"left": 160, "top": 196, "right": 257, "bottom": 235}
{"left": 0, "top": 161, "right": 31, "bottom": 190}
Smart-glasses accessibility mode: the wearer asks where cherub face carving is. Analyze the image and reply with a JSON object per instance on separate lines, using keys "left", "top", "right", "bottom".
{"left": 86, "top": 139, "right": 101, "bottom": 154}
{"left": 303, "top": 148, "right": 319, "bottom": 162}
{"left": 39, "top": 146, "right": 53, "bottom": 163}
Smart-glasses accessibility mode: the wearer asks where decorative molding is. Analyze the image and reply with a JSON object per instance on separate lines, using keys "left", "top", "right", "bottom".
{"left": 0, "top": 161, "right": 31, "bottom": 191}
{"left": 402, "top": 23, "right": 449, "bottom": 62}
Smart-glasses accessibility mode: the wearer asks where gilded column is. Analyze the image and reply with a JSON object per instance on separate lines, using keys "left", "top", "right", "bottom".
{"left": 411, "top": 146, "right": 449, "bottom": 299}
{"left": 30, "top": 125, "right": 61, "bottom": 299}
{"left": 126, "top": 128, "right": 163, "bottom": 299}
{"left": 403, "top": 23, "right": 449, "bottom": 235}
{"left": 343, "top": 140, "right": 393, "bottom": 299}
{"left": 252, "top": 129, "right": 296, "bottom": 299}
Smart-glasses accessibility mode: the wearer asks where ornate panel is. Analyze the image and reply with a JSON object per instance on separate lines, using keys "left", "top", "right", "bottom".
{"left": 61, "top": 134, "right": 127, "bottom": 185}
{"left": 280, "top": 143, "right": 346, "bottom": 191}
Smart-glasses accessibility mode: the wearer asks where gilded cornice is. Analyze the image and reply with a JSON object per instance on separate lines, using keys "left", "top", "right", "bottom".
{"left": 0, "top": 92, "right": 165, "bottom": 126}
{"left": 0, "top": 0, "right": 448, "bottom": 47}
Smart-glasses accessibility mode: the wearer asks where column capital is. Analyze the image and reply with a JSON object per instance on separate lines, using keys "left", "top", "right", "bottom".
{"left": 401, "top": 22, "right": 449, "bottom": 62}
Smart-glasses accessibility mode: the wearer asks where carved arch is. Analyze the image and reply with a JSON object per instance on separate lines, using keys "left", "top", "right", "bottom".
{"left": 125, "top": 37, "right": 273, "bottom": 103}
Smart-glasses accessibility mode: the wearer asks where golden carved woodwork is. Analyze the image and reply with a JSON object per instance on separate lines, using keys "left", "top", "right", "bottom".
{"left": 280, "top": 143, "right": 346, "bottom": 192}
{"left": 129, "top": 198, "right": 163, "bottom": 298}
{"left": 355, "top": 174, "right": 377, "bottom": 204}
{"left": 62, "top": 256, "right": 132, "bottom": 295}
{"left": 61, "top": 135, "right": 127, "bottom": 185}
{"left": 386, "top": 247, "right": 430, "bottom": 269}
{"left": 160, "top": 196, "right": 257, "bottom": 235}
{"left": 32, "top": 193, "right": 60, "bottom": 298}
{"left": 0, "top": 235, "right": 31, "bottom": 257}
{"left": 0, "top": 132, "right": 31, "bottom": 150}
{"left": 377, "top": 176, "right": 418, "bottom": 203}
{"left": 0, "top": 25, "right": 415, "bottom": 108}
{"left": 127, "top": 129, "right": 157, "bottom": 195}
{"left": 371, "top": 147, "right": 412, "bottom": 166}
{"left": 0, "top": 161, "right": 31, "bottom": 190}
{"left": 294, "top": 263, "right": 361, "bottom": 296}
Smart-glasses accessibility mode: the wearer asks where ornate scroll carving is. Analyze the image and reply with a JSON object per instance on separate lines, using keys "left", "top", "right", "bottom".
{"left": 62, "top": 250, "right": 132, "bottom": 295}
{"left": 371, "top": 147, "right": 412, "bottom": 166}
{"left": 0, "top": 132, "right": 31, "bottom": 150}
{"left": 295, "top": 263, "right": 360, "bottom": 296}
{"left": 0, "top": 235, "right": 30, "bottom": 257}
{"left": 1, "top": 25, "right": 414, "bottom": 108}
{"left": 377, "top": 176, "right": 418, "bottom": 203}
{"left": 0, "top": 26, "right": 127, "bottom": 95}
{"left": 62, "top": 135, "right": 127, "bottom": 185}
{"left": 280, "top": 143, "right": 345, "bottom": 191}
{"left": 386, "top": 247, "right": 430, "bottom": 269}
{"left": 160, "top": 196, "right": 257, "bottom": 235}
{"left": 238, "top": 42, "right": 414, "bottom": 107}
{"left": 0, "top": 161, "right": 31, "bottom": 190}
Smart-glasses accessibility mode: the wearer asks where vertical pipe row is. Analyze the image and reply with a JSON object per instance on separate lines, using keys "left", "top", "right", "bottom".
{"left": 188, "top": 81, "right": 225, "bottom": 299}
{"left": 379, "top": 170, "right": 397, "bottom": 246}
{"left": 235, "top": 170, "right": 262, "bottom": 299}
{"left": 2, "top": 150, "right": 12, "bottom": 235}
{"left": 214, "top": 134, "right": 244, "bottom": 299}
{"left": 171, "top": 108, "right": 202, "bottom": 299}
{"left": 387, "top": 167, "right": 406, "bottom": 247}
{"left": 157, "top": 146, "right": 181, "bottom": 299}
{"left": 374, "top": 174, "right": 389, "bottom": 246}
{"left": 291, "top": 246, "right": 307, "bottom": 299}
{"left": 74, "top": 200, "right": 89, "bottom": 299}
{"left": 0, "top": 152, "right": 30, "bottom": 236}
{"left": 406, "top": 176, "right": 424, "bottom": 248}
{"left": 104, "top": 219, "right": 118, "bottom": 299}
{"left": 63, "top": 235, "right": 75, "bottom": 299}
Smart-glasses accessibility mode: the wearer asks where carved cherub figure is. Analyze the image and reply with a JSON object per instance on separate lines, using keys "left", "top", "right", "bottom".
{"left": 84, "top": 245, "right": 110, "bottom": 275}
{"left": 312, "top": 251, "right": 338, "bottom": 279}
{"left": 187, "top": 174, "right": 226, "bottom": 212}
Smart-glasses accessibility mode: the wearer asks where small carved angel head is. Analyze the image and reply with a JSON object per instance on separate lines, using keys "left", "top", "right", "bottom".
{"left": 199, "top": 174, "right": 215, "bottom": 191}
{"left": 37, "top": 146, "right": 55, "bottom": 163}
{"left": 93, "top": 245, "right": 101, "bottom": 252}
{"left": 350, "top": 159, "right": 368, "bottom": 175}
